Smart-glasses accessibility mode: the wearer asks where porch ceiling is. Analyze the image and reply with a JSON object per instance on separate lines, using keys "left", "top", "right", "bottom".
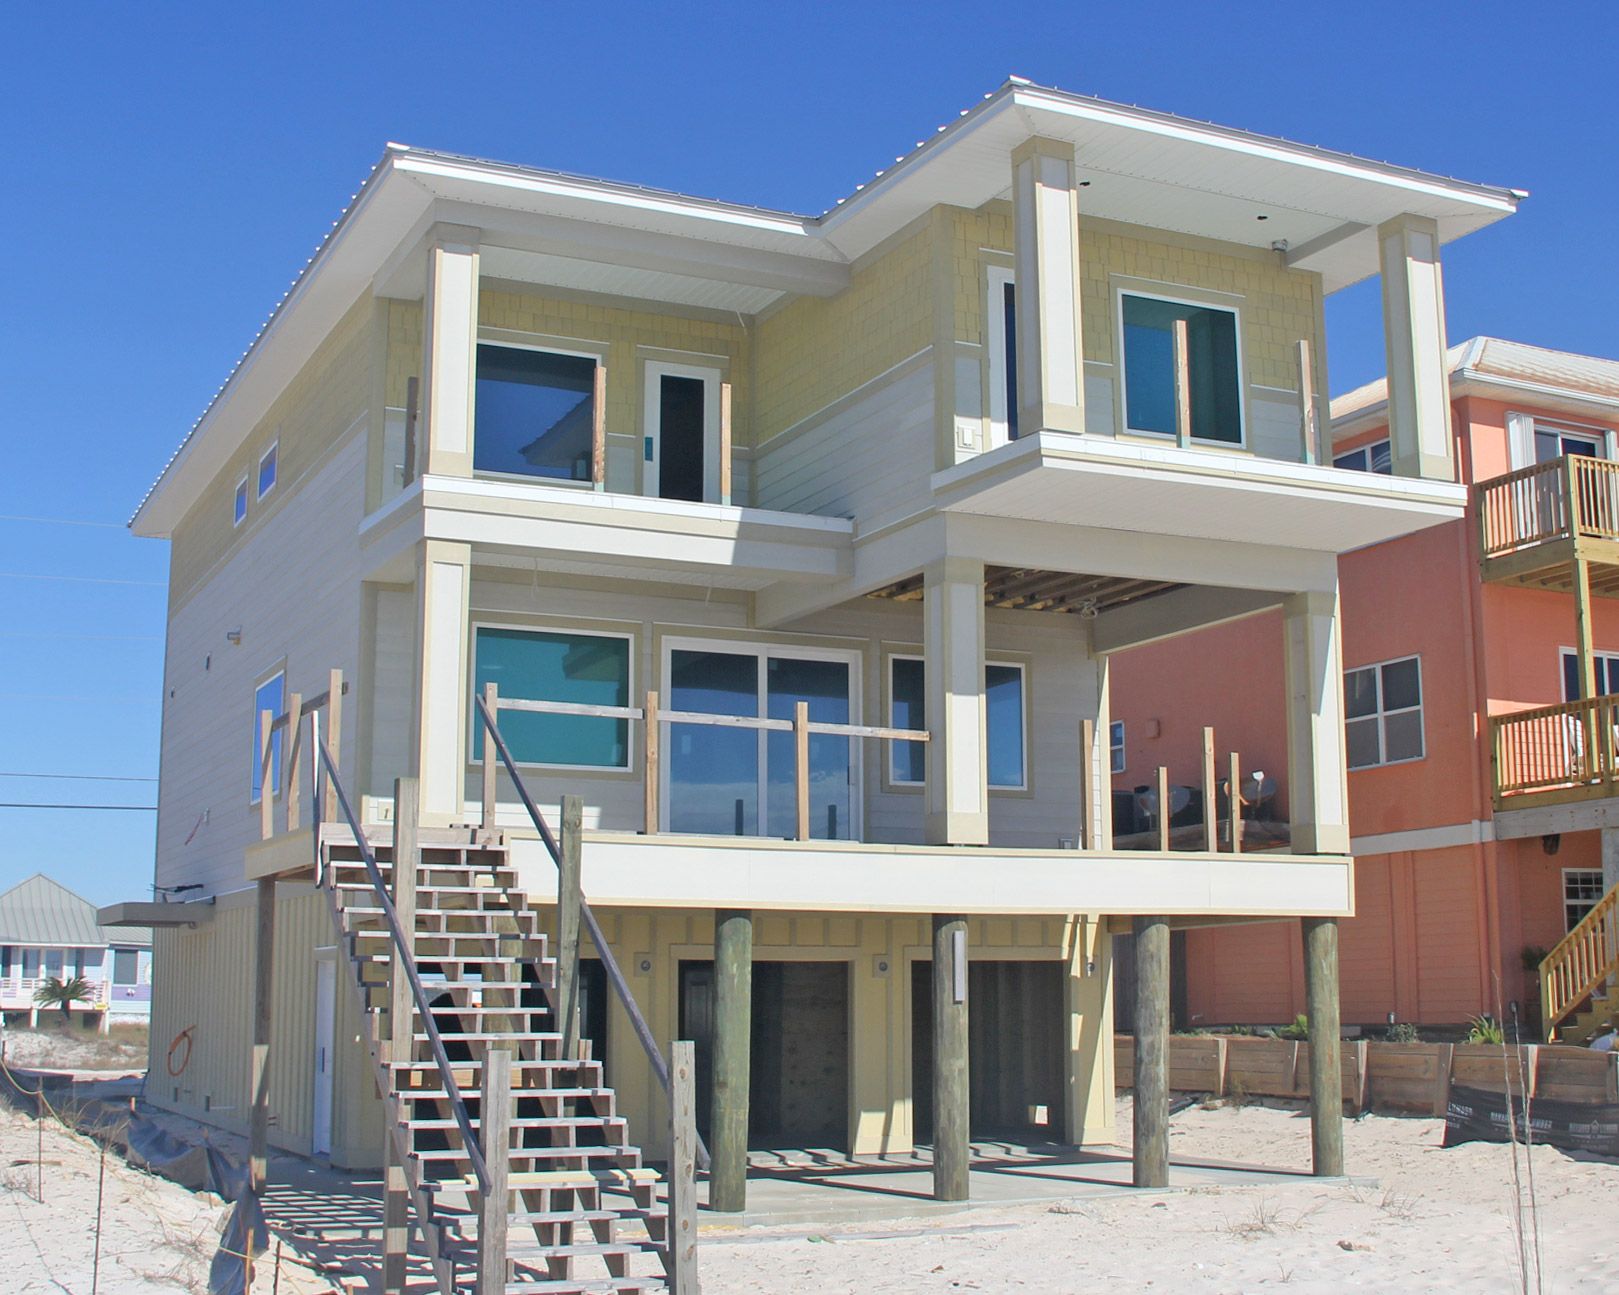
{"left": 867, "top": 566, "right": 1183, "bottom": 615}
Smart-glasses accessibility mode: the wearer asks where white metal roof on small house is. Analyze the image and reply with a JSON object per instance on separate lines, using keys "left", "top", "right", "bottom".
{"left": 132, "top": 78, "right": 1521, "bottom": 539}
{"left": 0, "top": 873, "right": 153, "bottom": 949}
{"left": 1332, "top": 337, "right": 1619, "bottom": 440}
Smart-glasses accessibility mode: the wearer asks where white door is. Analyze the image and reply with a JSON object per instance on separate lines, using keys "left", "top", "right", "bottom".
{"left": 312, "top": 957, "right": 336, "bottom": 1156}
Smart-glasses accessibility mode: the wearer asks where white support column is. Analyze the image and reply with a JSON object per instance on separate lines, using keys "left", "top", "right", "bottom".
{"left": 1079, "top": 619, "right": 1112, "bottom": 851}
{"left": 1283, "top": 588, "right": 1351, "bottom": 855}
{"left": 1379, "top": 214, "right": 1454, "bottom": 481}
{"left": 924, "top": 557, "right": 988, "bottom": 845}
{"left": 412, "top": 539, "right": 472, "bottom": 826}
{"left": 420, "top": 224, "right": 481, "bottom": 477}
{"left": 1011, "top": 137, "right": 1086, "bottom": 437}
{"left": 1601, "top": 827, "right": 1619, "bottom": 895}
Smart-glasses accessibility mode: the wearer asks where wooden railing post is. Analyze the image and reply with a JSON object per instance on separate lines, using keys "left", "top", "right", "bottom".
{"left": 1201, "top": 727, "right": 1217, "bottom": 852}
{"left": 475, "top": 1047, "right": 512, "bottom": 1295}
{"left": 1296, "top": 338, "right": 1319, "bottom": 465}
{"left": 259, "top": 709, "right": 275, "bottom": 840}
{"left": 1228, "top": 752, "right": 1242, "bottom": 853}
{"left": 1156, "top": 766, "right": 1171, "bottom": 853}
{"left": 644, "top": 690, "right": 660, "bottom": 835}
{"left": 284, "top": 692, "right": 303, "bottom": 833}
{"left": 591, "top": 361, "right": 607, "bottom": 491}
{"left": 1172, "top": 319, "right": 1193, "bottom": 449}
{"left": 322, "top": 669, "right": 344, "bottom": 824}
{"left": 719, "top": 380, "right": 733, "bottom": 506}
{"left": 558, "top": 795, "right": 584, "bottom": 1059}
{"left": 668, "top": 1040, "right": 700, "bottom": 1293}
{"left": 794, "top": 701, "right": 811, "bottom": 842}
{"left": 1079, "top": 718, "right": 1096, "bottom": 851}
{"left": 481, "top": 682, "right": 498, "bottom": 835}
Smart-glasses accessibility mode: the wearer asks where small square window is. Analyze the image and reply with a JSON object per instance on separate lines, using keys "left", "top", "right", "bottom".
{"left": 251, "top": 670, "right": 285, "bottom": 803}
{"left": 1109, "top": 720, "right": 1126, "bottom": 774}
{"left": 1344, "top": 655, "right": 1424, "bottom": 770}
{"left": 257, "top": 443, "right": 278, "bottom": 499}
{"left": 233, "top": 479, "right": 248, "bottom": 527}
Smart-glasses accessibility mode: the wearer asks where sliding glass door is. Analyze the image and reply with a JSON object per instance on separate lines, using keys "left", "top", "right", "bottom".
{"left": 665, "top": 641, "right": 857, "bottom": 840}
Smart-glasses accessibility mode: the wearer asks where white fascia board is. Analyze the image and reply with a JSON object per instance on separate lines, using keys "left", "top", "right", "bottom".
{"left": 511, "top": 832, "right": 1355, "bottom": 917}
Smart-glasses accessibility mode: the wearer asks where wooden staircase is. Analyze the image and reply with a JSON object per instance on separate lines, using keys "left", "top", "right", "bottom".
{"left": 1542, "top": 878, "right": 1619, "bottom": 1045}
{"left": 320, "top": 829, "right": 674, "bottom": 1294}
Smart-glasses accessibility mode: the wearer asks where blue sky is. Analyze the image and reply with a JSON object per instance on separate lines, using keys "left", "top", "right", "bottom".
{"left": 1, "top": 3, "right": 1614, "bottom": 904}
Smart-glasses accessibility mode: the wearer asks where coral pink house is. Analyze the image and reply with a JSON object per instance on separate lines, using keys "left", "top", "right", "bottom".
{"left": 1111, "top": 338, "right": 1619, "bottom": 1033}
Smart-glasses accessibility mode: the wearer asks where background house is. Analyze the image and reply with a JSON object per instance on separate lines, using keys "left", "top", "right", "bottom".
{"left": 0, "top": 873, "right": 152, "bottom": 1030}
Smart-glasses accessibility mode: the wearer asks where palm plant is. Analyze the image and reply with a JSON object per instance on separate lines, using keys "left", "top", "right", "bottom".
{"left": 33, "top": 975, "right": 93, "bottom": 1020}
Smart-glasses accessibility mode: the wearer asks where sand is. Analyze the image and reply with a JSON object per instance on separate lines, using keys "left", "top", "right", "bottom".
{"left": 2, "top": 1024, "right": 149, "bottom": 1072}
{"left": 697, "top": 1098, "right": 1619, "bottom": 1293}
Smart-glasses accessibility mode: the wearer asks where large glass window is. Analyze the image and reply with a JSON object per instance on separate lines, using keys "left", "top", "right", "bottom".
{"left": 473, "top": 627, "right": 630, "bottom": 768}
{"left": 1345, "top": 656, "right": 1423, "bottom": 770}
{"left": 888, "top": 657, "right": 1026, "bottom": 789}
{"left": 473, "top": 344, "right": 598, "bottom": 482}
{"left": 250, "top": 670, "right": 285, "bottom": 803}
{"left": 986, "top": 269, "right": 1019, "bottom": 445}
{"left": 1334, "top": 440, "right": 1392, "bottom": 474}
{"left": 767, "top": 656, "right": 854, "bottom": 839}
{"left": 1560, "top": 648, "right": 1619, "bottom": 701}
{"left": 1121, "top": 293, "right": 1242, "bottom": 444}
{"left": 113, "top": 948, "right": 139, "bottom": 986}
{"left": 1536, "top": 424, "right": 1603, "bottom": 464}
{"left": 1563, "top": 869, "right": 1605, "bottom": 933}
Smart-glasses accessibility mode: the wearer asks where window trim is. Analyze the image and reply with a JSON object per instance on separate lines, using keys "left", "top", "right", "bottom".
{"left": 471, "top": 337, "right": 604, "bottom": 489}
{"left": 885, "top": 652, "right": 1029, "bottom": 792}
{"left": 660, "top": 634, "right": 864, "bottom": 837}
{"left": 985, "top": 264, "right": 1017, "bottom": 448}
{"left": 1110, "top": 719, "right": 1126, "bottom": 775}
{"left": 1115, "top": 285, "right": 1247, "bottom": 449}
{"left": 642, "top": 359, "right": 723, "bottom": 504}
{"left": 1344, "top": 653, "right": 1425, "bottom": 771}
{"left": 233, "top": 477, "right": 249, "bottom": 527}
{"left": 469, "top": 621, "right": 636, "bottom": 774}
{"left": 250, "top": 666, "right": 286, "bottom": 806}
{"left": 256, "top": 441, "right": 278, "bottom": 500}
{"left": 1562, "top": 867, "right": 1605, "bottom": 934}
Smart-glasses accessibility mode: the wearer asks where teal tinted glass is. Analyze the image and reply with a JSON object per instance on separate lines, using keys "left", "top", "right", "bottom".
{"left": 668, "top": 649, "right": 759, "bottom": 835}
{"left": 474, "top": 628, "right": 629, "bottom": 767}
{"left": 1122, "top": 294, "right": 1241, "bottom": 443}
{"left": 251, "top": 673, "right": 284, "bottom": 800}
{"left": 986, "top": 664, "right": 1025, "bottom": 788}
{"left": 890, "top": 658, "right": 926, "bottom": 783}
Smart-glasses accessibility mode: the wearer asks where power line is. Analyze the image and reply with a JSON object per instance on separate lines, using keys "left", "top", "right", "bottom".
{"left": 0, "top": 802, "right": 157, "bottom": 812}
{"left": 0, "top": 632, "right": 163, "bottom": 642}
{"left": 0, "top": 694, "right": 156, "bottom": 704}
{"left": 0, "top": 572, "right": 165, "bottom": 588}
{"left": 0, "top": 514, "right": 126, "bottom": 529}
{"left": 0, "top": 772, "right": 158, "bottom": 783}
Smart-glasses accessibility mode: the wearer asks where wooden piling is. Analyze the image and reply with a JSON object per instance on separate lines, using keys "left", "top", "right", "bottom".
{"left": 382, "top": 1132, "right": 409, "bottom": 1292}
{"left": 1132, "top": 915, "right": 1170, "bottom": 1189}
{"left": 249, "top": 877, "right": 277, "bottom": 1192}
{"left": 668, "top": 1040, "right": 700, "bottom": 1292}
{"left": 932, "top": 914, "right": 970, "bottom": 1202}
{"left": 1303, "top": 916, "right": 1344, "bottom": 1176}
{"left": 475, "top": 1048, "right": 512, "bottom": 1295}
{"left": 558, "top": 796, "right": 584, "bottom": 1059}
{"left": 710, "top": 910, "right": 753, "bottom": 1213}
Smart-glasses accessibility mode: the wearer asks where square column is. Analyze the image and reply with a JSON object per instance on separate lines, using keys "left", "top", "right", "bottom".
{"left": 1379, "top": 214, "right": 1454, "bottom": 481}
{"left": 420, "top": 224, "right": 481, "bottom": 477}
{"left": 1283, "top": 589, "right": 1351, "bottom": 855}
{"left": 1011, "top": 137, "right": 1086, "bottom": 436}
{"left": 923, "top": 557, "right": 988, "bottom": 845}
{"left": 412, "top": 539, "right": 472, "bottom": 825}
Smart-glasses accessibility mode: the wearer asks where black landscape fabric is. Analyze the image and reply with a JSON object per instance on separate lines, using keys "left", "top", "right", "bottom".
{"left": 1443, "top": 1084, "right": 1619, "bottom": 1156}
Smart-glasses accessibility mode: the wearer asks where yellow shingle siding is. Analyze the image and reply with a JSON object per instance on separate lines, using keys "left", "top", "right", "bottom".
{"left": 170, "top": 296, "right": 375, "bottom": 606}
{"left": 384, "top": 297, "right": 421, "bottom": 409}
{"left": 752, "top": 225, "right": 934, "bottom": 444}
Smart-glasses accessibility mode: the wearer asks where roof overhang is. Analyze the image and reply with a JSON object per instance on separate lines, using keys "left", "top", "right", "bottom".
{"left": 98, "top": 900, "right": 212, "bottom": 931}
{"left": 932, "top": 432, "right": 1469, "bottom": 554}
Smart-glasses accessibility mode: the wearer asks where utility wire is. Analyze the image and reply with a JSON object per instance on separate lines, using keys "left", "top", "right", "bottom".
{"left": 0, "top": 631, "right": 162, "bottom": 641}
{"left": 0, "top": 514, "right": 125, "bottom": 529}
{"left": 0, "top": 802, "right": 157, "bottom": 811}
{"left": 0, "top": 572, "right": 165, "bottom": 587}
{"left": 0, "top": 771, "right": 158, "bottom": 782}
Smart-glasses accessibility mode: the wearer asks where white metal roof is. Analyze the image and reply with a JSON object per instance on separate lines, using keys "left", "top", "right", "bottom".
{"left": 0, "top": 874, "right": 152, "bottom": 948}
{"left": 133, "top": 78, "right": 1521, "bottom": 537}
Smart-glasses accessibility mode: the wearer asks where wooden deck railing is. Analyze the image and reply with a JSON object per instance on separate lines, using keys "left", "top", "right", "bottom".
{"left": 1491, "top": 695, "right": 1619, "bottom": 799}
{"left": 1541, "top": 881, "right": 1618, "bottom": 1035}
{"left": 477, "top": 683, "right": 928, "bottom": 840}
{"left": 1478, "top": 454, "right": 1619, "bottom": 561}
{"left": 256, "top": 669, "right": 347, "bottom": 841}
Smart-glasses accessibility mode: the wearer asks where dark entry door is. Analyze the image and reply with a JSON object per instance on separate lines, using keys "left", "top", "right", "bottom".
{"left": 679, "top": 960, "right": 849, "bottom": 1148}
{"left": 657, "top": 373, "right": 706, "bottom": 502}
{"left": 911, "top": 959, "right": 1065, "bottom": 1141}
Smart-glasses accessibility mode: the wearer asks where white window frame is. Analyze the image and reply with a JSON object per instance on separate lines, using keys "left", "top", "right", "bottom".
{"left": 985, "top": 265, "right": 1017, "bottom": 448}
{"left": 250, "top": 667, "right": 286, "bottom": 805}
{"left": 661, "top": 635, "right": 864, "bottom": 837}
{"left": 1562, "top": 868, "right": 1604, "bottom": 933}
{"left": 1110, "top": 720, "right": 1126, "bottom": 775}
{"left": 886, "top": 653, "right": 1029, "bottom": 791}
{"left": 1344, "top": 654, "right": 1425, "bottom": 771}
{"left": 257, "top": 441, "right": 278, "bottom": 500}
{"left": 1116, "top": 287, "right": 1247, "bottom": 448}
{"left": 468, "top": 621, "right": 635, "bottom": 773}
{"left": 642, "top": 360, "right": 722, "bottom": 504}
{"left": 472, "top": 338, "right": 603, "bottom": 489}
{"left": 233, "top": 477, "right": 249, "bottom": 527}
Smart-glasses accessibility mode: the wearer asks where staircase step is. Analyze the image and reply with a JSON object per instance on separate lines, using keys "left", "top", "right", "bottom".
{"left": 409, "top": 1116, "right": 626, "bottom": 1131}
{"left": 450, "top": 1207, "right": 665, "bottom": 1229}
{"left": 412, "top": 1030, "right": 565, "bottom": 1043}
{"left": 411, "top": 1146, "right": 641, "bottom": 1164}
{"left": 485, "top": 1280, "right": 668, "bottom": 1294}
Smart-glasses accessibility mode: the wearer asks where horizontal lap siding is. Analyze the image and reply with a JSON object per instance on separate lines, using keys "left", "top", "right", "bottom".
{"left": 1411, "top": 849, "right": 1485, "bottom": 1021}
{"left": 1339, "top": 853, "right": 1397, "bottom": 1023}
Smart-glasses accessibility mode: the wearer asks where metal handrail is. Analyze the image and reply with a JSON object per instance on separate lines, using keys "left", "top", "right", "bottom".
{"left": 474, "top": 690, "right": 712, "bottom": 1171}
{"left": 311, "top": 723, "right": 490, "bottom": 1194}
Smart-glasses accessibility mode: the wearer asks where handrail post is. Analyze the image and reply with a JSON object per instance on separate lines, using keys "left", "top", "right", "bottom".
{"left": 644, "top": 690, "right": 660, "bottom": 835}
{"left": 1228, "top": 752, "right": 1242, "bottom": 853}
{"left": 259, "top": 709, "right": 275, "bottom": 840}
{"left": 390, "top": 778, "right": 419, "bottom": 1057}
{"left": 1156, "top": 766, "right": 1171, "bottom": 853}
{"left": 1201, "top": 727, "right": 1218, "bottom": 852}
{"left": 794, "top": 701, "right": 811, "bottom": 842}
{"left": 1172, "top": 319, "right": 1193, "bottom": 448}
{"left": 1078, "top": 718, "right": 1095, "bottom": 851}
{"left": 475, "top": 1048, "right": 512, "bottom": 1295}
{"left": 285, "top": 692, "right": 303, "bottom": 833}
{"left": 668, "top": 1040, "right": 700, "bottom": 1293}
{"left": 481, "top": 682, "right": 499, "bottom": 837}
{"left": 558, "top": 795, "right": 584, "bottom": 1059}
{"left": 322, "top": 669, "right": 344, "bottom": 824}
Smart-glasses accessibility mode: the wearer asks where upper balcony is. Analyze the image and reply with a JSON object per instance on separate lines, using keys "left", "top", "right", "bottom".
{"left": 1477, "top": 453, "right": 1619, "bottom": 591}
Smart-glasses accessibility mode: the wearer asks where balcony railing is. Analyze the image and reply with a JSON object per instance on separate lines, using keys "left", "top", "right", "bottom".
{"left": 1491, "top": 695, "right": 1619, "bottom": 803}
{"left": 1478, "top": 454, "right": 1619, "bottom": 562}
